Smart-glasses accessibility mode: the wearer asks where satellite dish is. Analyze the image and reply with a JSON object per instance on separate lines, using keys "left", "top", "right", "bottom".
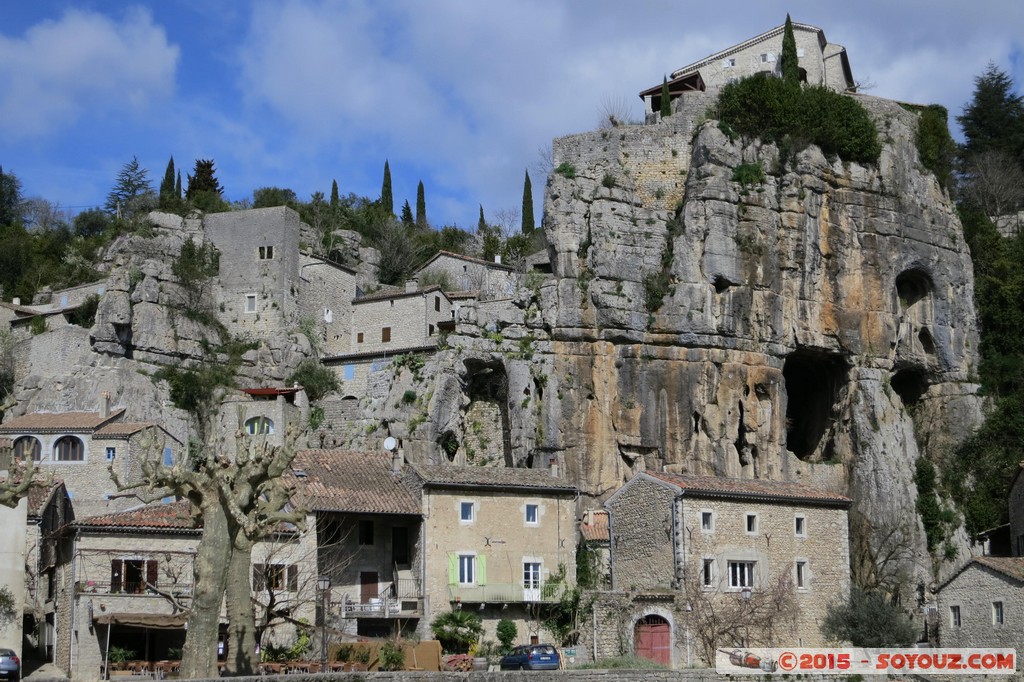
{"left": 383, "top": 436, "right": 398, "bottom": 452}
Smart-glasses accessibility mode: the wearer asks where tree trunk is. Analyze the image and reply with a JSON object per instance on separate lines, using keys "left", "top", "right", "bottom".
{"left": 223, "top": 528, "right": 257, "bottom": 675}
{"left": 180, "top": 496, "right": 230, "bottom": 679}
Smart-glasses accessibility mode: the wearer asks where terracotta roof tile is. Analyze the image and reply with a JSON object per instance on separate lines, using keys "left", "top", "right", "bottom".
{"left": 290, "top": 450, "right": 421, "bottom": 515}
{"left": 93, "top": 422, "right": 156, "bottom": 438}
{"left": 0, "top": 409, "right": 126, "bottom": 434}
{"left": 580, "top": 510, "right": 609, "bottom": 542}
{"left": 75, "top": 501, "right": 198, "bottom": 531}
{"left": 353, "top": 285, "right": 445, "bottom": 305}
{"left": 644, "top": 471, "right": 850, "bottom": 506}
{"left": 972, "top": 556, "right": 1024, "bottom": 583}
{"left": 413, "top": 464, "right": 577, "bottom": 492}
{"left": 26, "top": 479, "right": 64, "bottom": 516}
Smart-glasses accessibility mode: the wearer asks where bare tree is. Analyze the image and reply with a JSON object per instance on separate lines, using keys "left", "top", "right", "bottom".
{"left": 598, "top": 94, "right": 636, "bottom": 130}
{"left": 960, "top": 149, "right": 1024, "bottom": 217}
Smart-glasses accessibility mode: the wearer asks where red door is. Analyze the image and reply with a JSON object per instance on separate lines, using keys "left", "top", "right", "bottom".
{"left": 635, "top": 615, "right": 671, "bottom": 666}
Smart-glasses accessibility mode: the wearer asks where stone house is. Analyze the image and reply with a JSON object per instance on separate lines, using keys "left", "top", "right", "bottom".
{"left": 298, "top": 254, "right": 358, "bottom": 357}
{"left": 413, "top": 463, "right": 577, "bottom": 644}
{"left": 1006, "top": 463, "right": 1024, "bottom": 556}
{"left": 639, "top": 21, "right": 855, "bottom": 117}
{"left": 23, "top": 480, "right": 73, "bottom": 664}
{"left": 0, "top": 398, "right": 182, "bottom": 518}
{"left": 55, "top": 500, "right": 318, "bottom": 680}
{"left": 935, "top": 556, "right": 1024, "bottom": 658}
{"left": 413, "top": 251, "right": 518, "bottom": 301}
{"left": 289, "top": 449, "right": 425, "bottom": 640}
{"left": 214, "top": 387, "right": 308, "bottom": 449}
{"left": 600, "top": 472, "right": 850, "bottom": 666}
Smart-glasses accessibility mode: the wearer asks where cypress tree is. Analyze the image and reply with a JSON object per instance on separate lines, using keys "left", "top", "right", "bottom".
{"left": 478, "top": 205, "right": 486, "bottom": 232}
{"left": 175, "top": 171, "right": 182, "bottom": 199}
{"left": 380, "top": 160, "right": 393, "bottom": 214}
{"left": 159, "top": 156, "right": 176, "bottom": 207}
{"left": 330, "top": 179, "right": 339, "bottom": 208}
{"left": 660, "top": 76, "right": 672, "bottom": 119}
{"left": 401, "top": 200, "right": 414, "bottom": 226}
{"left": 416, "top": 180, "right": 427, "bottom": 229}
{"left": 780, "top": 14, "right": 799, "bottom": 86}
{"left": 521, "top": 170, "right": 535, "bottom": 234}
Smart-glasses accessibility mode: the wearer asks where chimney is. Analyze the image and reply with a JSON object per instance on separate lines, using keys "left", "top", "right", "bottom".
{"left": 585, "top": 510, "right": 594, "bottom": 526}
{"left": 100, "top": 391, "right": 111, "bottom": 419}
{"left": 11, "top": 298, "right": 19, "bottom": 306}
{"left": 391, "top": 449, "right": 404, "bottom": 474}
{"left": 549, "top": 455, "right": 559, "bottom": 479}
{"left": 494, "top": 254, "right": 502, "bottom": 265}
{"left": 405, "top": 280, "right": 418, "bottom": 293}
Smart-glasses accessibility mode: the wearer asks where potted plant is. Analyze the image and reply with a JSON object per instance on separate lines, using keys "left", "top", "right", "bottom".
{"left": 430, "top": 608, "right": 483, "bottom": 655}
{"left": 107, "top": 646, "right": 136, "bottom": 674}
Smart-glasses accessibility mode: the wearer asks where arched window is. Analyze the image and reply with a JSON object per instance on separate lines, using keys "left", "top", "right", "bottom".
{"left": 13, "top": 436, "right": 42, "bottom": 462}
{"left": 245, "top": 417, "right": 275, "bottom": 436}
{"left": 54, "top": 436, "right": 85, "bottom": 462}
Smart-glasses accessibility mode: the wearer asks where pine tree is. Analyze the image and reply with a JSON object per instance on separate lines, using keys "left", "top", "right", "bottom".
{"left": 780, "top": 14, "right": 799, "bottom": 86}
{"left": 380, "top": 160, "right": 393, "bottom": 214}
{"left": 400, "top": 200, "right": 414, "bottom": 226}
{"left": 416, "top": 180, "right": 427, "bottom": 229}
{"left": 521, "top": 170, "right": 535, "bottom": 234}
{"left": 660, "top": 76, "right": 672, "bottom": 119}
{"left": 105, "top": 156, "right": 153, "bottom": 216}
{"left": 186, "top": 159, "right": 223, "bottom": 199}
{"left": 957, "top": 63, "right": 1024, "bottom": 165}
{"left": 159, "top": 156, "right": 176, "bottom": 208}
{"left": 330, "top": 179, "right": 340, "bottom": 208}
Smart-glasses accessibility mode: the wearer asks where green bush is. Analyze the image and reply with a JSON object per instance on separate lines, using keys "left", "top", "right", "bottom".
{"left": 914, "top": 104, "right": 956, "bottom": 190}
{"left": 717, "top": 73, "right": 881, "bottom": 165}
{"left": 821, "top": 588, "right": 917, "bottom": 647}
{"left": 913, "top": 457, "right": 958, "bottom": 553}
{"left": 601, "top": 173, "right": 617, "bottom": 189}
{"left": 732, "top": 162, "right": 765, "bottom": 186}
{"left": 555, "top": 162, "right": 577, "bottom": 179}
{"left": 287, "top": 360, "right": 339, "bottom": 401}
{"left": 402, "top": 389, "right": 417, "bottom": 404}
{"left": 496, "top": 619, "right": 517, "bottom": 654}
{"left": 378, "top": 641, "right": 405, "bottom": 671}
{"left": 430, "top": 609, "right": 483, "bottom": 654}
{"left": 29, "top": 315, "right": 47, "bottom": 336}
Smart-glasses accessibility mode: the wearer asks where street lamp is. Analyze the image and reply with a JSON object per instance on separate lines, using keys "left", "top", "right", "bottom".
{"left": 741, "top": 586, "right": 752, "bottom": 646}
{"left": 317, "top": 576, "right": 331, "bottom": 669}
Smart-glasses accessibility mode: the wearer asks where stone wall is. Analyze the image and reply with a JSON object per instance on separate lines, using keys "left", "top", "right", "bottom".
{"left": 417, "top": 255, "right": 518, "bottom": 301}
{"left": 352, "top": 292, "right": 450, "bottom": 354}
{"left": 605, "top": 478, "right": 677, "bottom": 591}
{"left": 298, "top": 256, "right": 357, "bottom": 357}
{"left": 937, "top": 563, "right": 1023, "bottom": 653}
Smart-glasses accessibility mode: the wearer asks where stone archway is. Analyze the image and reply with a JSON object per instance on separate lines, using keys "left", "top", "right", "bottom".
{"left": 634, "top": 614, "right": 671, "bottom": 667}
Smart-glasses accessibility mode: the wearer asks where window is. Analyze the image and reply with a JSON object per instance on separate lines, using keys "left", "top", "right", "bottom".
{"left": 525, "top": 504, "right": 539, "bottom": 525}
{"left": 702, "top": 559, "right": 714, "bottom": 587}
{"left": 382, "top": 327, "right": 391, "bottom": 343}
{"left": 993, "top": 601, "right": 1004, "bottom": 625}
{"left": 358, "top": 520, "right": 374, "bottom": 545}
{"left": 258, "top": 246, "right": 274, "bottom": 260}
{"left": 458, "top": 555, "right": 475, "bottom": 584}
{"left": 357, "top": 332, "right": 364, "bottom": 344}
{"left": 54, "top": 436, "right": 84, "bottom": 462}
{"left": 244, "top": 416, "right": 275, "bottom": 435}
{"left": 523, "top": 562, "right": 541, "bottom": 589}
{"left": 163, "top": 447, "right": 173, "bottom": 466}
{"left": 701, "top": 510, "right": 714, "bottom": 532}
{"left": 429, "top": 324, "right": 435, "bottom": 336}
{"left": 106, "top": 446, "right": 116, "bottom": 461}
{"left": 245, "top": 294, "right": 257, "bottom": 313}
{"left": 460, "top": 501, "right": 475, "bottom": 523}
{"left": 795, "top": 561, "right": 807, "bottom": 589}
{"left": 760, "top": 52, "right": 775, "bottom": 63}
{"left": 253, "top": 564, "right": 298, "bottom": 592}
{"left": 745, "top": 513, "right": 758, "bottom": 534}
{"left": 722, "top": 57, "right": 736, "bottom": 68}
{"left": 111, "top": 559, "right": 158, "bottom": 594}
{"left": 435, "top": 296, "right": 441, "bottom": 312}
{"left": 343, "top": 365, "right": 355, "bottom": 381}
{"left": 796, "top": 48, "right": 805, "bottom": 58}
{"left": 13, "top": 436, "right": 41, "bottom": 462}
{"left": 728, "top": 560, "right": 755, "bottom": 588}
{"left": 795, "top": 515, "right": 807, "bottom": 537}
{"left": 950, "top": 605, "right": 961, "bottom": 628}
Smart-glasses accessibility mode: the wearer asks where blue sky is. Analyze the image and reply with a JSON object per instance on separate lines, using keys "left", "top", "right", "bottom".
{"left": 2, "top": 1, "right": 1022, "bottom": 229}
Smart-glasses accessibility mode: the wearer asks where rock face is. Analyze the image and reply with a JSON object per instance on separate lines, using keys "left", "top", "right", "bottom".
{"left": 371, "top": 92, "right": 981, "bottom": 588}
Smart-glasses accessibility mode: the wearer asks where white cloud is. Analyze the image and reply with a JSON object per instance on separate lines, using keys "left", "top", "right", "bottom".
{"left": 0, "top": 7, "right": 179, "bottom": 140}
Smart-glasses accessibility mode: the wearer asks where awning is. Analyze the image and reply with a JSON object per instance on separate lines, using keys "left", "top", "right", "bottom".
{"left": 93, "top": 612, "right": 189, "bottom": 628}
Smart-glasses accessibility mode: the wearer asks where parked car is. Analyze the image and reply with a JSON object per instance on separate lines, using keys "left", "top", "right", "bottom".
{"left": 499, "top": 644, "right": 560, "bottom": 671}
{"left": 0, "top": 648, "right": 20, "bottom": 681}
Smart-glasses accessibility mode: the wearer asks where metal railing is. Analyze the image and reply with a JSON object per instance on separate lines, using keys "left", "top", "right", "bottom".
{"left": 447, "top": 581, "right": 567, "bottom": 604}
{"left": 340, "top": 578, "right": 423, "bottom": 618}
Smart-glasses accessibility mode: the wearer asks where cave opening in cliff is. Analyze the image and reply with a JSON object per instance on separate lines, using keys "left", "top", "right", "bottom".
{"left": 463, "top": 359, "right": 512, "bottom": 466}
{"left": 896, "top": 269, "right": 932, "bottom": 309}
{"left": 891, "top": 367, "right": 928, "bottom": 407}
{"left": 783, "top": 350, "right": 849, "bottom": 460}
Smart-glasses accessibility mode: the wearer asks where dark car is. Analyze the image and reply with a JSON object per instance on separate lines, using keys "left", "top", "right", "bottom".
{"left": 0, "top": 648, "right": 20, "bottom": 681}
{"left": 499, "top": 644, "right": 560, "bottom": 671}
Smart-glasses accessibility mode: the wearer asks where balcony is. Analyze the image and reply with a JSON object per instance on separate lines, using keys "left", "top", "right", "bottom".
{"left": 447, "top": 582, "right": 567, "bottom": 604}
{"left": 340, "top": 578, "right": 422, "bottom": 618}
{"left": 75, "top": 580, "right": 192, "bottom": 598}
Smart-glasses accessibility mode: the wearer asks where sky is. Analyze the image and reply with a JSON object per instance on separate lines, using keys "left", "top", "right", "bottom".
{"left": 2, "top": 1, "right": 1022, "bottom": 230}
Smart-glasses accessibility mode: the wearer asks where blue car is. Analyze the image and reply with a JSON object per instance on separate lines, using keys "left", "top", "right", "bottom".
{"left": 499, "top": 644, "right": 560, "bottom": 671}
{"left": 0, "top": 648, "right": 20, "bottom": 682}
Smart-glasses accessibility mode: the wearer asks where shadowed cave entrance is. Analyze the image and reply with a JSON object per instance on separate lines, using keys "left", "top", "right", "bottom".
{"left": 783, "top": 350, "right": 849, "bottom": 460}
{"left": 450, "top": 359, "right": 512, "bottom": 466}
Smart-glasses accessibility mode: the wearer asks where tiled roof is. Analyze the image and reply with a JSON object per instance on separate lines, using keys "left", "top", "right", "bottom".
{"left": 290, "top": 450, "right": 421, "bottom": 515}
{"left": 93, "top": 422, "right": 156, "bottom": 438}
{"left": 353, "top": 285, "right": 445, "bottom": 305}
{"left": 643, "top": 471, "right": 850, "bottom": 506}
{"left": 26, "top": 479, "right": 64, "bottom": 516}
{"left": 0, "top": 409, "right": 126, "bottom": 434}
{"left": 75, "top": 501, "right": 199, "bottom": 532}
{"left": 415, "top": 250, "right": 516, "bottom": 273}
{"left": 413, "top": 464, "right": 577, "bottom": 493}
{"left": 972, "top": 556, "right": 1024, "bottom": 583}
{"left": 241, "top": 387, "right": 301, "bottom": 397}
{"left": 580, "top": 510, "right": 609, "bottom": 542}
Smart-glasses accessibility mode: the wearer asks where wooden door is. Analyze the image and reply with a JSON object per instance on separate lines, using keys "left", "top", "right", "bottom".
{"left": 635, "top": 615, "right": 671, "bottom": 667}
{"left": 360, "top": 571, "right": 379, "bottom": 603}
